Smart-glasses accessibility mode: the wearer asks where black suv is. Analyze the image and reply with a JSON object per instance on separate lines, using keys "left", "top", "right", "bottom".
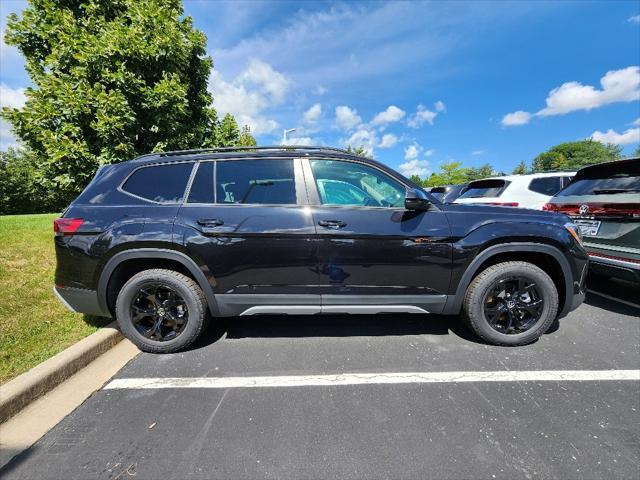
{"left": 54, "top": 146, "right": 588, "bottom": 352}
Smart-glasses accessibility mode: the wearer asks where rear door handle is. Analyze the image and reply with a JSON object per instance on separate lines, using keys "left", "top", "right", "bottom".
{"left": 318, "top": 220, "right": 347, "bottom": 229}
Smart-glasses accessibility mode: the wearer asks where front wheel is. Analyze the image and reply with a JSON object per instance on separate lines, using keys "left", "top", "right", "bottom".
{"left": 115, "top": 269, "right": 209, "bottom": 353}
{"left": 462, "top": 261, "right": 559, "bottom": 346}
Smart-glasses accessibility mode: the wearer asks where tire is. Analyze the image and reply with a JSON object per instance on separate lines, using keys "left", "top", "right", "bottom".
{"left": 462, "top": 261, "right": 559, "bottom": 346}
{"left": 115, "top": 269, "right": 209, "bottom": 353}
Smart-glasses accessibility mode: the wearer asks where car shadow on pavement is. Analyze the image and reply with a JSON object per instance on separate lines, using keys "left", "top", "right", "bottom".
{"left": 189, "top": 313, "right": 486, "bottom": 350}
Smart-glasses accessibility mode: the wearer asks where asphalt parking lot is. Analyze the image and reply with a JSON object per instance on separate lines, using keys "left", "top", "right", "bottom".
{"left": 2, "top": 279, "right": 639, "bottom": 480}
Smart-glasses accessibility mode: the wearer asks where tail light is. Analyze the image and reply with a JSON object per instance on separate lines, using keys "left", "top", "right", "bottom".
{"left": 54, "top": 218, "right": 84, "bottom": 236}
{"left": 485, "top": 202, "right": 519, "bottom": 207}
{"left": 542, "top": 203, "right": 640, "bottom": 217}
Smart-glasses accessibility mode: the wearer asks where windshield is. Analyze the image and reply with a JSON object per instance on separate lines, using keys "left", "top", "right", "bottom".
{"left": 458, "top": 180, "right": 508, "bottom": 199}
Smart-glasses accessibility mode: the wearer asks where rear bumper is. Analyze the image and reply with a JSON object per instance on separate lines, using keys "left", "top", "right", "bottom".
{"left": 588, "top": 253, "right": 640, "bottom": 283}
{"left": 54, "top": 286, "right": 111, "bottom": 317}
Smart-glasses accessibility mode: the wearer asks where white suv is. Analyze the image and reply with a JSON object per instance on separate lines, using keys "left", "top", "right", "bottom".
{"left": 453, "top": 172, "right": 575, "bottom": 210}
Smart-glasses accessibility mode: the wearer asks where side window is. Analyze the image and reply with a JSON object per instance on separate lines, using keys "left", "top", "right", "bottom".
{"left": 562, "top": 176, "right": 573, "bottom": 188}
{"left": 216, "top": 159, "right": 296, "bottom": 204}
{"left": 528, "top": 176, "right": 562, "bottom": 196}
{"left": 122, "top": 163, "right": 193, "bottom": 203}
{"left": 310, "top": 160, "right": 406, "bottom": 207}
{"left": 188, "top": 162, "right": 215, "bottom": 203}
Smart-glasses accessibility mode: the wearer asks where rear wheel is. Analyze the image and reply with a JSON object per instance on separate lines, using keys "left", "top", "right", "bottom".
{"left": 463, "top": 261, "right": 559, "bottom": 346}
{"left": 115, "top": 269, "right": 208, "bottom": 353}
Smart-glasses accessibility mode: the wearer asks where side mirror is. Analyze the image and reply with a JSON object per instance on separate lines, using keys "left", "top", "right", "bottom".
{"left": 404, "top": 188, "right": 430, "bottom": 211}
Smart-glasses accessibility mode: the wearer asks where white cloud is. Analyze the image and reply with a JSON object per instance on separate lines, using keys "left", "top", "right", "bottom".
{"left": 0, "top": 119, "right": 18, "bottom": 149}
{"left": 335, "top": 105, "right": 362, "bottom": 130}
{"left": 628, "top": 15, "right": 640, "bottom": 24}
{"left": 399, "top": 159, "right": 430, "bottom": 177}
{"left": 632, "top": 118, "right": 640, "bottom": 127}
{"left": 378, "top": 133, "right": 397, "bottom": 149}
{"left": 208, "top": 58, "right": 290, "bottom": 134}
{"left": 472, "top": 150, "right": 486, "bottom": 156}
{"left": 435, "top": 100, "right": 446, "bottom": 112}
{"left": 313, "top": 85, "right": 328, "bottom": 95}
{"left": 302, "top": 103, "right": 322, "bottom": 124}
{"left": 404, "top": 143, "right": 420, "bottom": 160}
{"left": 371, "top": 105, "right": 406, "bottom": 126}
{"left": 0, "top": 83, "right": 27, "bottom": 109}
{"left": 407, "top": 104, "right": 438, "bottom": 128}
{"left": 501, "top": 110, "right": 532, "bottom": 126}
{"left": 538, "top": 67, "right": 640, "bottom": 116}
{"left": 345, "top": 128, "right": 377, "bottom": 155}
{"left": 591, "top": 128, "right": 640, "bottom": 145}
{"left": 286, "top": 136, "right": 315, "bottom": 146}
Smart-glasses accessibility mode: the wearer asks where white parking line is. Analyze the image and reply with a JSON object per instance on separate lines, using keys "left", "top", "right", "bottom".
{"left": 104, "top": 370, "right": 640, "bottom": 390}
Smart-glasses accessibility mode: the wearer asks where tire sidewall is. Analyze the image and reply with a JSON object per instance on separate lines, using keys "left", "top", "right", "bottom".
{"left": 466, "top": 264, "right": 558, "bottom": 345}
{"left": 116, "top": 271, "right": 204, "bottom": 353}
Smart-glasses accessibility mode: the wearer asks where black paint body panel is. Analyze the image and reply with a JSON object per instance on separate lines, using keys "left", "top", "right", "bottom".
{"left": 54, "top": 150, "right": 588, "bottom": 320}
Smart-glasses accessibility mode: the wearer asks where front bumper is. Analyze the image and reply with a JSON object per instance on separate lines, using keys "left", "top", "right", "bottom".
{"left": 54, "top": 286, "right": 111, "bottom": 317}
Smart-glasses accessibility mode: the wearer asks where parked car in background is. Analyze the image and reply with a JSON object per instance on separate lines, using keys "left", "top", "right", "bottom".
{"left": 53, "top": 146, "right": 587, "bottom": 352}
{"left": 543, "top": 158, "right": 639, "bottom": 284}
{"left": 454, "top": 172, "right": 575, "bottom": 209}
{"left": 428, "top": 184, "right": 466, "bottom": 203}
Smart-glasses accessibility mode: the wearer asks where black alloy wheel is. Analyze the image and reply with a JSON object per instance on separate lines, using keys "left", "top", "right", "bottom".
{"left": 483, "top": 277, "right": 544, "bottom": 334}
{"left": 130, "top": 283, "right": 189, "bottom": 342}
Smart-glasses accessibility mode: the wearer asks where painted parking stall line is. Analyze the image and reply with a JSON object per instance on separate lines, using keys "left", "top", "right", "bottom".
{"left": 105, "top": 369, "right": 640, "bottom": 390}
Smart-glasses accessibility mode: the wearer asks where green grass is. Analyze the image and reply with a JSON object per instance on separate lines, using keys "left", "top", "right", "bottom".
{"left": 0, "top": 214, "right": 110, "bottom": 384}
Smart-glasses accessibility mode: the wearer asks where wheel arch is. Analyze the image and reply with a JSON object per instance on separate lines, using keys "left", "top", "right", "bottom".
{"left": 443, "top": 243, "right": 573, "bottom": 317}
{"left": 97, "top": 249, "right": 220, "bottom": 317}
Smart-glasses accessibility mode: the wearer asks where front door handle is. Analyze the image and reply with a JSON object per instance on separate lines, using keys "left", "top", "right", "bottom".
{"left": 197, "top": 218, "right": 224, "bottom": 228}
{"left": 318, "top": 220, "right": 347, "bottom": 229}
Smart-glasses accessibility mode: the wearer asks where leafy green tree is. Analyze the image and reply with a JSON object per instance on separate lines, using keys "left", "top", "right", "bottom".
{"left": 237, "top": 125, "right": 257, "bottom": 147}
{"left": 1, "top": 0, "right": 257, "bottom": 204}
{"left": 423, "top": 161, "right": 470, "bottom": 187}
{"left": 467, "top": 163, "right": 495, "bottom": 181}
{"left": 0, "top": 148, "right": 62, "bottom": 214}
{"left": 633, "top": 145, "right": 640, "bottom": 157}
{"left": 409, "top": 174, "right": 425, "bottom": 187}
{"left": 212, "top": 113, "right": 240, "bottom": 147}
{"left": 346, "top": 145, "right": 371, "bottom": 158}
{"left": 512, "top": 160, "right": 528, "bottom": 175}
{"left": 531, "top": 140, "right": 621, "bottom": 172}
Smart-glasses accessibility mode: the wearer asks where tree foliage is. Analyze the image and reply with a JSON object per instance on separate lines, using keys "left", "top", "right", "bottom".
{"left": 512, "top": 160, "right": 528, "bottom": 175}
{"left": 1, "top": 0, "right": 255, "bottom": 205}
{"left": 346, "top": 145, "right": 372, "bottom": 158}
{"left": 415, "top": 161, "right": 499, "bottom": 187}
{"left": 531, "top": 140, "right": 622, "bottom": 172}
{"left": 0, "top": 148, "right": 63, "bottom": 214}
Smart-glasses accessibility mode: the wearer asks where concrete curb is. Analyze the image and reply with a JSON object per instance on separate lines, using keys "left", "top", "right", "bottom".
{"left": 0, "top": 322, "right": 124, "bottom": 424}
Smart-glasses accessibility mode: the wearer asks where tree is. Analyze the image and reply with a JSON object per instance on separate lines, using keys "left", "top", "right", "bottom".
{"left": 423, "top": 161, "right": 469, "bottom": 187}
{"left": 213, "top": 113, "right": 240, "bottom": 147}
{"left": 0, "top": 148, "right": 62, "bottom": 214}
{"left": 346, "top": 145, "right": 372, "bottom": 158}
{"left": 512, "top": 160, "right": 528, "bottom": 175}
{"left": 1, "top": 0, "right": 252, "bottom": 203}
{"left": 237, "top": 125, "right": 257, "bottom": 147}
{"left": 409, "top": 174, "right": 426, "bottom": 187}
{"left": 634, "top": 145, "right": 640, "bottom": 157}
{"left": 467, "top": 163, "right": 495, "bottom": 181}
{"left": 531, "top": 140, "right": 622, "bottom": 172}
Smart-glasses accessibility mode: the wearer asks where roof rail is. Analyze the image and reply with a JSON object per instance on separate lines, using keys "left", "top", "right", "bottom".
{"left": 134, "top": 145, "right": 354, "bottom": 160}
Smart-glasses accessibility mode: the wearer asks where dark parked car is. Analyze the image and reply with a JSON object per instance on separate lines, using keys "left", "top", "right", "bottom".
{"left": 543, "top": 158, "right": 639, "bottom": 283}
{"left": 428, "top": 184, "right": 466, "bottom": 203}
{"left": 54, "top": 146, "right": 588, "bottom": 352}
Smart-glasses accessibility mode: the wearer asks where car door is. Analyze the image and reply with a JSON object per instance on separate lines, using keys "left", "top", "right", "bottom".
{"left": 175, "top": 157, "right": 320, "bottom": 316}
{"left": 303, "top": 158, "right": 453, "bottom": 314}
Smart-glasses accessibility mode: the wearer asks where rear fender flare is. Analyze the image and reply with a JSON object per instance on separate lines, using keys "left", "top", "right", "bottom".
{"left": 97, "top": 248, "right": 220, "bottom": 316}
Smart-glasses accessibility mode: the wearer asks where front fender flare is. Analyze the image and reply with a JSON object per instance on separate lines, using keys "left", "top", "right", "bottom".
{"left": 442, "top": 242, "right": 574, "bottom": 317}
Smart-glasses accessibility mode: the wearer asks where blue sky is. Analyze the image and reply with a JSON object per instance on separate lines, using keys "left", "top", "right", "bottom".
{"left": 1, "top": 0, "right": 639, "bottom": 177}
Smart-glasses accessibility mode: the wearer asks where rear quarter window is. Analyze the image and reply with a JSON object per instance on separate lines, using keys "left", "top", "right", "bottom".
{"left": 528, "top": 176, "right": 563, "bottom": 196}
{"left": 458, "top": 180, "right": 509, "bottom": 199}
{"left": 122, "top": 163, "right": 194, "bottom": 203}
